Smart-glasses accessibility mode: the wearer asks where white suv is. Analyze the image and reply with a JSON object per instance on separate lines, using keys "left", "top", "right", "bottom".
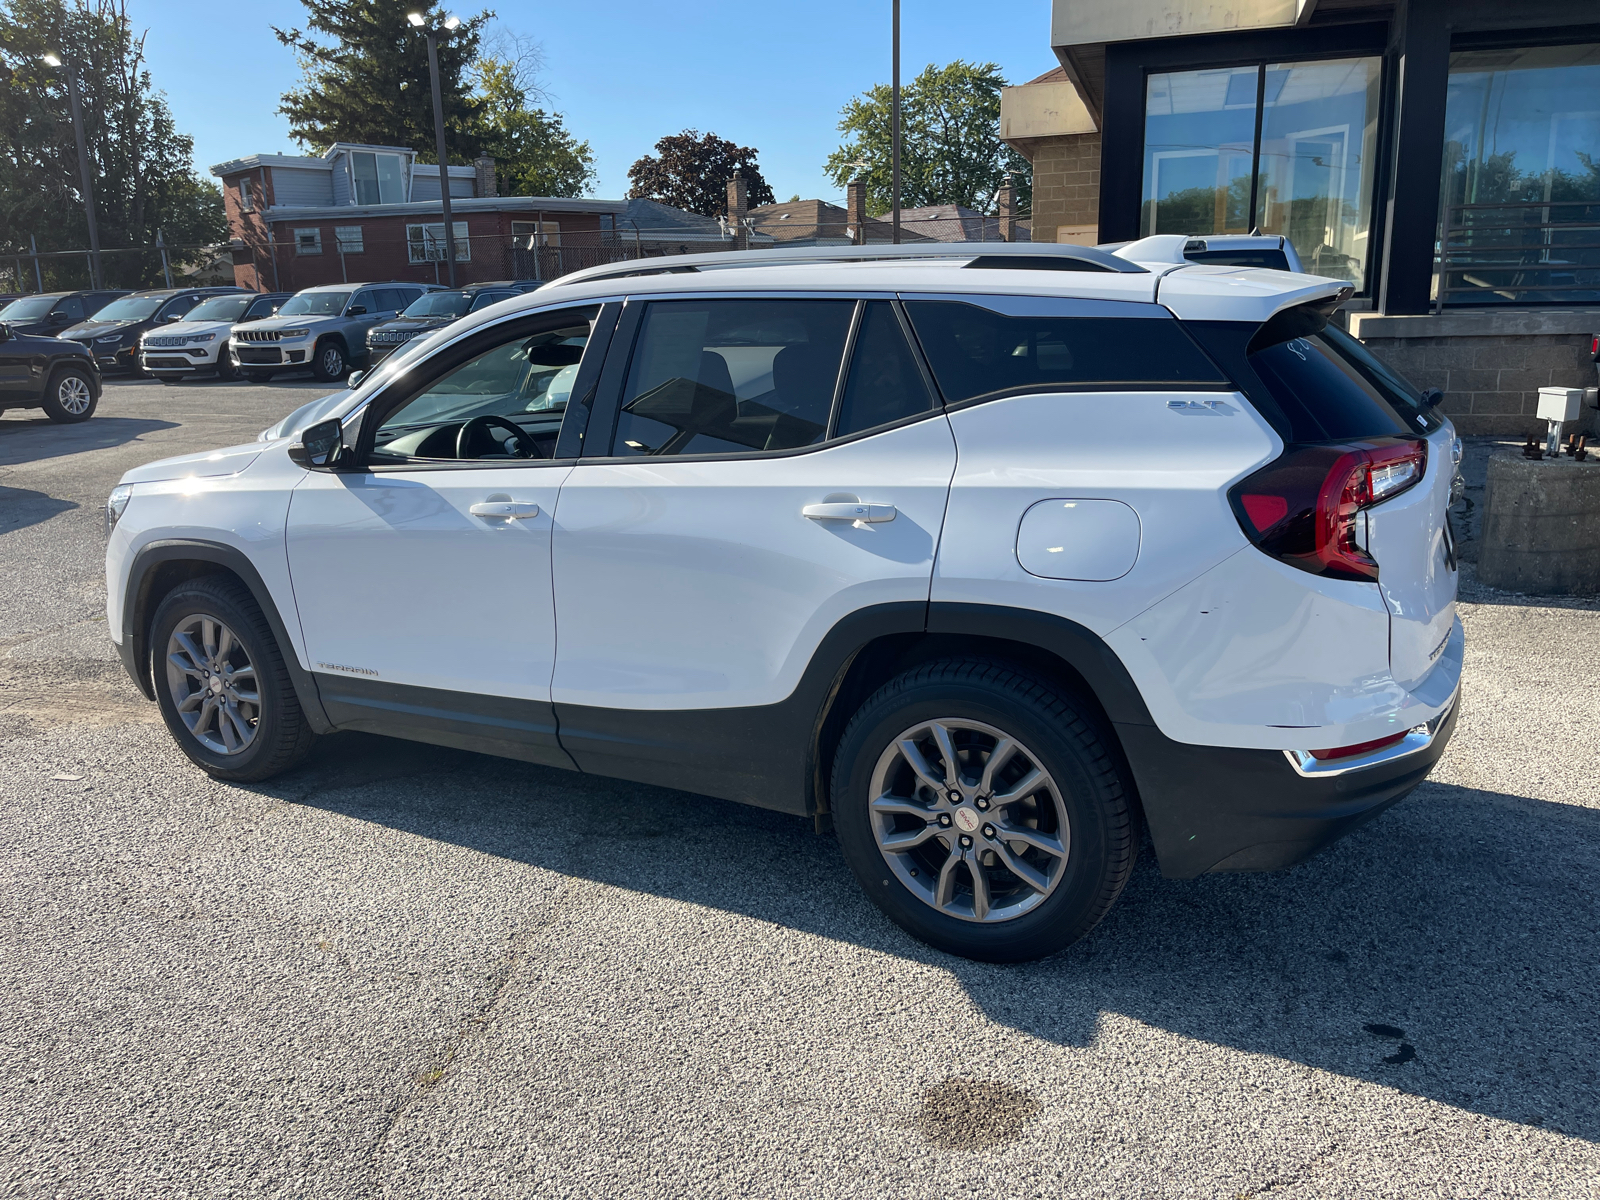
{"left": 104, "top": 244, "right": 1461, "bottom": 962}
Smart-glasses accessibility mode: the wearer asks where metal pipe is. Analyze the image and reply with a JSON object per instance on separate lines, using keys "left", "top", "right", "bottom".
{"left": 424, "top": 31, "right": 457, "bottom": 287}
{"left": 61, "top": 61, "right": 103, "bottom": 289}
{"left": 29, "top": 233, "right": 42, "bottom": 291}
{"left": 892, "top": 0, "right": 901, "bottom": 245}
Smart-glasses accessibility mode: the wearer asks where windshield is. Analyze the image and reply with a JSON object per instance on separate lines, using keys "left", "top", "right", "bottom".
{"left": 0, "top": 297, "right": 59, "bottom": 320}
{"left": 277, "top": 291, "right": 350, "bottom": 316}
{"left": 90, "top": 296, "right": 162, "bottom": 322}
{"left": 403, "top": 292, "right": 471, "bottom": 318}
{"left": 183, "top": 296, "right": 253, "bottom": 323}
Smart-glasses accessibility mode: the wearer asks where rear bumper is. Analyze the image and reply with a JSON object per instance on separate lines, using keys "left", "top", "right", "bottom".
{"left": 1116, "top": 689, "right": 1459, "bottom": 879}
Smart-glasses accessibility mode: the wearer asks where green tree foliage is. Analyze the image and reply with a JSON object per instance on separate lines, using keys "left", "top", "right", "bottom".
{"left": 824, "top": 60, "right": 1031, "bottom": 216}
{"left": 474, "top": 56, "right": 595, "bottom": 197}
{"left": 0, "top": 0, "right": 225, "bottom": 288}
{"left": 274, "top": 0, "right": 489, "bottom": 160}
{"left": 627, "top": 131, "right": 776, "bottom": 217}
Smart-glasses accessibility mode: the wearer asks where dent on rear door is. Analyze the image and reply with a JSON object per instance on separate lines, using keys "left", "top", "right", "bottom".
{"left": 1364, "top": 425, "right": 1458, "bottom": 691}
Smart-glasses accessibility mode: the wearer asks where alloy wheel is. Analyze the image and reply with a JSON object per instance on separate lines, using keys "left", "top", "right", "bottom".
{"left": 320, "top": 345, "right": 343, "bottom": 377}
{"left": 57, "top": 375, "right": 92, "bottom": 414}
{"left": 164, "top": 615, "right": 261, "bottom": 755}
{"left": 869, "top": 718, "right": 1071, "bottom": 923}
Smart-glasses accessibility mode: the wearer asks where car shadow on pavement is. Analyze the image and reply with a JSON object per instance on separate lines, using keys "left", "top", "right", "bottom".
{"left": 270, "top": 732, "right": 1600, "bottom": 1143}
{"left": 0, "top": 416, "right": 178, "bottom": 467}
{"left": 0, "top": 486, "right": 78, "bottom": 534}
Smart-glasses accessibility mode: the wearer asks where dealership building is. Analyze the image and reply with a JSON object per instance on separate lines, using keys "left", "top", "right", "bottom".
{"left": 1001, "top": 1, "right": 1600, "bottom": 434}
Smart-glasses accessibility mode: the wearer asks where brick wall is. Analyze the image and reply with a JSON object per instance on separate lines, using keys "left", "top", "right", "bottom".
{"left": 1350, "top": 311, "right": 1599, "bottom": 437}
{"left": 1026, "top": 133, "right": 1101, "bottom": 245}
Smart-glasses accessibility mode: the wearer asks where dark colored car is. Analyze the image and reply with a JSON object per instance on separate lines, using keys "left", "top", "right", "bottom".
{"left": 58, "top": 286, "right": 247, "bottom": 373}
{"left": 0, "top": 290, "right": 131, "bottom": 338}
{"left": 0, "top": 320, "right": 103, "bottom": 422}
{"left": 364, "top": 283, "right": 531, "bottom": 364}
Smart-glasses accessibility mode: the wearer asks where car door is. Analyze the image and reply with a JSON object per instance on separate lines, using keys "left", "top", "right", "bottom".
{"left": 284, "top": 303, "right": 613, "bottom": 767}
{"left": 548, "top": 295, "right": 957, "bottom": 807}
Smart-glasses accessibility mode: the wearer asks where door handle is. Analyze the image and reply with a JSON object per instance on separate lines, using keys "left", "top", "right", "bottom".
{"left": 802, "top": 501, "right": 896, "bottom": 523}
{"left": 470, "top": 501, "right": 540, "bottom": 520}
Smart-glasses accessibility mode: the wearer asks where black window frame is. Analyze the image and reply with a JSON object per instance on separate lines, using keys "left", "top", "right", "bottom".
{"left": 343, "top": 301, "right": 616, "bottom": 473}
{"left": 578, "top": 292, "right": 948, "bottom": 465}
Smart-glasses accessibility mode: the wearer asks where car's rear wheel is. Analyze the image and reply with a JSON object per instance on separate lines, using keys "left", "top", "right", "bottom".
{"left": 40, "top": 366, "right": 98, "bottom": 423}
{"left": 831, "top": 658, "right": 1137, "bottom": 962}
{"left": 150, "top": 576, "right": 316, "bottom": 782}
{"left": 312, "top": 338, "right": 346, "bottom": 382}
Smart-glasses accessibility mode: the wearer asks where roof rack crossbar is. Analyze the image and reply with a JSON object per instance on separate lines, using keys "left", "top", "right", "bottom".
{"left": 548, "top": 241, "right": 1146, "bottom": 288}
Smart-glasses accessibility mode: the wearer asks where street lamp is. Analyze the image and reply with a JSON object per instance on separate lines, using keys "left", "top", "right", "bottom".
{"left": 42, "top": 51, "right": 103, "bottom": 289}
{"left": 406, "top": 11, "right": 464, "bottom": 285}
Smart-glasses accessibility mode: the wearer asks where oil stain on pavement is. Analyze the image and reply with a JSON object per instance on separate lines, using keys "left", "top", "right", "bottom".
{"left": 918, "top": 1078, "right": 1041, "bottom": 1150}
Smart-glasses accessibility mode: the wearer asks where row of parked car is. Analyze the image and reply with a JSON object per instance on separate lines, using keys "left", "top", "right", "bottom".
{"left": 0, "top": 280, "right": 543, "bottom": 422}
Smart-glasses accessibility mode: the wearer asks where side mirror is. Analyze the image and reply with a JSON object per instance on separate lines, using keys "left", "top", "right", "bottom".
{"left": 347, "top": 369, "right": 366, "bottom": 389}
{"left": 163, "top": 314, "right": 184, "bottom": 323}
{"left": 0, "top": 323, "right": 10, "bottom": 341}
{"left": 1420, "top": 387, "right": 1445, "bottom": 410}
{"left": 347, "top": 304, "right": 367, "bottom": 316}
{"left": 287, "top": 417, "right": 346, "bottom": 471}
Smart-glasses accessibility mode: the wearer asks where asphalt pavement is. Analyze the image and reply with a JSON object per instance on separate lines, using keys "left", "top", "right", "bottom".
{"left": 2, "top": 379, "right": 1597, "bottom": 1198}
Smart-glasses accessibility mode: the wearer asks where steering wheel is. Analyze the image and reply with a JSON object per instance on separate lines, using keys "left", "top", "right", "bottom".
{"left": 455, "top": 414, "right": 541, "bottom": 460}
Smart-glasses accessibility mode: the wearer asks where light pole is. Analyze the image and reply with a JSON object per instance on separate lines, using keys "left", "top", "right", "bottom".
{"left": 42, "top": 52, "right": 103, "bottom": 289}
{"left": 891, "top": 0, "right": 901, "bottom": 245}
{"left": 407, "top": 11, "right": 462, "bottom": 286}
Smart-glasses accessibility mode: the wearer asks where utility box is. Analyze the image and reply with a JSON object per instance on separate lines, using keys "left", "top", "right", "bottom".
{"left": 1537, "top": 386, "right": 1583, "bottom": 424}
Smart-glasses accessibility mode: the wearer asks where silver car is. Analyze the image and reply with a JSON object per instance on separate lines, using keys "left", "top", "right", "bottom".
{"left": 229, "top": 282, "right": 435, "bottom": 382}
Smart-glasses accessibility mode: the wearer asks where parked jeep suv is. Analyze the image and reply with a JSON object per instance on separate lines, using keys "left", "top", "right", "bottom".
{"left": 0, "top": 320, "right": 101, "bottom": 421}
{"left": 140, "top": 291, "right": 294, "bottom": 382}
{"left": 105, "top": 243, "right": 1461, "bottom": 962}
{"left": 59, "top": 287, "right": 247, "bottom": 373}
{"left": 365, "top": 282, "right": 531, "bottom": 364}
{"left": 0, "top": 289, "right": 130, "bottom": 337}
{"left": 231, "top": 282, "right": 434, "bottom": 382}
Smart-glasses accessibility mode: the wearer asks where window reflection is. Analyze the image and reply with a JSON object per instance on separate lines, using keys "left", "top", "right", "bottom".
{"left": 1141, "top": 67, "right": 1259, "bottom": 239}
{"left": 1438, "top": 44, "right": 1600, "bottom": 307}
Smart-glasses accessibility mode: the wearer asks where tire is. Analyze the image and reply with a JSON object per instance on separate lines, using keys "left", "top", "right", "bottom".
{"left": 40, "top": 366, "right": 98, "bottom": 423}
{"left": 244, "top": 370, "right": 276, "bottom": 384}
{"left": 831, "top": 658, "right": 1137, "bottom": 963}
{"left": 149, "top": 575, "right": 316, "bottom": 782}
{"left": 157, "top": 376, "right": 184, "bottom": 386}
{"left": 215, "top": 352, "right": 240, "bottom": 382}
{"left": 312, "top": 338, "right": 347, "bottom": 383}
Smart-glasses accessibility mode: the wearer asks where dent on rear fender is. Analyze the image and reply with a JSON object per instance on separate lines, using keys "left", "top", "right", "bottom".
{"left": 1105, "top": 545, "right": 1438, "bottom": 751}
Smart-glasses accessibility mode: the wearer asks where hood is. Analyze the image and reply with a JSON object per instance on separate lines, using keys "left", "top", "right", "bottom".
{"left": 250, "top": 313, "right": 340, "bottom": 332}
{"left": 118, "top": 442, "right": 265, "bottom": 486}
{"left": 258, "top": 388, "right": 357, "bottom": 442}
{"left": 145, "top": 318, "right": 231, "bottom": 339}
{"left": 61, "top": 319, "right": 139, "bottom": 339}
{"left": 371, "top": 315, "right": 446, "bottom": 333}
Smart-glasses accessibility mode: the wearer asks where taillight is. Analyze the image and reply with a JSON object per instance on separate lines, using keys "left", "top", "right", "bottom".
{"left": 1229, "top": 438, "right": 1427, "bottom": 581}
{"left": 1308, "top": 731, "right": 1407, "bottom": 761}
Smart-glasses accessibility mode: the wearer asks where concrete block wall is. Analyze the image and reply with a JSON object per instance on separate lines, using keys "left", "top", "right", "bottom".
{"left": 1349, "top": 311, "right": 1599, "bottom": 437}
{"left": 1026, "top": 133, "right": 1101, "bottom": 245}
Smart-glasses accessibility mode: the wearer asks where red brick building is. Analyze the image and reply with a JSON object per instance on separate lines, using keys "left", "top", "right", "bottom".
{"left": 211, "top": 143, "right": 630, "bottom": 291}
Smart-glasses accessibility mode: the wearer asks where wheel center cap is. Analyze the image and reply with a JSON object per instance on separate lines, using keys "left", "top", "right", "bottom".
{"left": 953, "top": 807, "right": 982, "bottom": 833}
{"left": 209, "top": 676, "right": 225, "bottom": 694}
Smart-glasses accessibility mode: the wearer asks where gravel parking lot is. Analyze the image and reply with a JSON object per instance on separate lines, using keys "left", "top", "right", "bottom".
{"left": 3, "top": 378, "right": 1598, "bottom": 1198}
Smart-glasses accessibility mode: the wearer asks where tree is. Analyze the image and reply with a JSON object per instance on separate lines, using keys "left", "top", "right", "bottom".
{"left": 824, "top": 60, "right": 1031, "bottom": 216}
{"left": 273, "top": 0, "right": 489, "bottom": 159}
{"left": 474, "top": 55, "right": 596, "bottom": 197}
{"left": 0, "top": 0, "right": 226, "bottom": 289}
{"left": 627, "top": 131, "right": 776, "bottom": 217}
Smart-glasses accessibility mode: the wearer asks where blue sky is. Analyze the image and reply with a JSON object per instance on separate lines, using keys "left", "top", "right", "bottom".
{"left": 127, "top": 0, "right": 1057, "bottom": 203}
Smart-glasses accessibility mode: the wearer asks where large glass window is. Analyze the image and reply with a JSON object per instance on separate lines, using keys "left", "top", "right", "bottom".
{"left": 612, "top": 300, "right": 854, "bottom": 456}
{"left": 1143, "top": 57, "right": 1381, "bottom": 289}
{"left": 407, "top": 222, "right": 471, "bottom": 263}
{"left": 1438, "top": 44, "right": 1600, "bottom": 306}
{"left": 351, "top": 151, "right": 405, "bottom": 205}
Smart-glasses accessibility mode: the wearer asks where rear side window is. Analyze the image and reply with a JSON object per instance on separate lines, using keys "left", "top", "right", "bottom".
{"left": 835, "top": 302, "right": 936, "bottom": 437}
{"left": 612, "top": 300, "right": 854, "bottom": 456}
{"left": 904, "top": 299, "right": 1227, "bottom": 404}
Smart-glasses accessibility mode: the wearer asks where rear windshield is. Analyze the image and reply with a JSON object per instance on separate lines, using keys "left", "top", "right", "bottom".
{"left": 903, "top": 300, "right": 1227, "bottom": 403}
{"left": 1187, "top": 318, "right": 1440, "bottom": 442}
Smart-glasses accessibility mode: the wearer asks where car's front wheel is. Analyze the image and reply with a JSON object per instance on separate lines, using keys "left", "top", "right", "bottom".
{"left": 150, "top": 576, "right": 316, "bottom": 782}
{"left": 215, "top": 352, "right": 240, "bottom": 382}
{"left": 40, "top": 366, "right": 98, "bottom": 423}
{"left": 312, "top": 338, "right": 346, "bottom": 382}
{"left": 831, "top": 659, "right": 1138, "bottom": 962}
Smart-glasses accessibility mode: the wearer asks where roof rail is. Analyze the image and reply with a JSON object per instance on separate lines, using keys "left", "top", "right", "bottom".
{"left": 547, "top": 241, "right": 1146, "bottom": 288}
